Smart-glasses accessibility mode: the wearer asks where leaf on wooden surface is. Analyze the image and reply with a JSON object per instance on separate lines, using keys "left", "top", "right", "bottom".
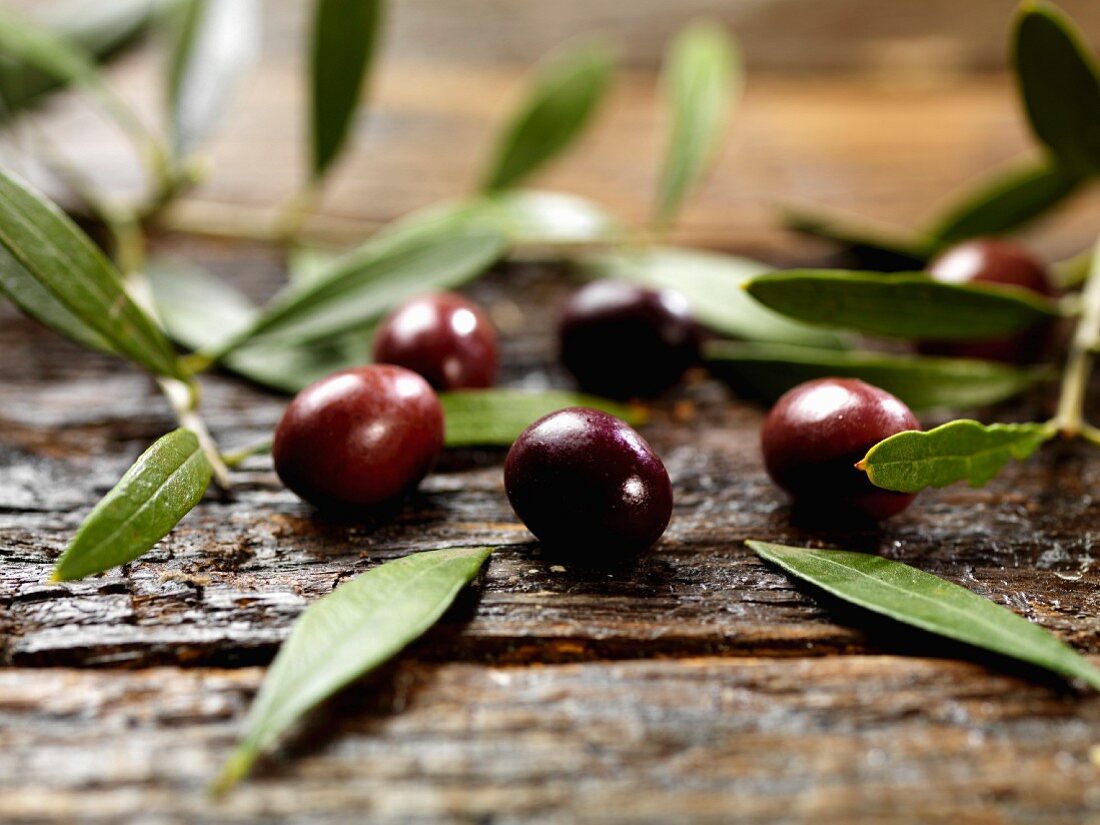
{"left": 856, "top": 419, "right": 1056, "bottom": 493}
{"left": 1013, "top": 2, "right": 1100, "bottom": 175}
{"left": 480, "top": 39, "right": 615, "bottom": 192}
{"left": 441, "top": 389, "right": 643, "bottom": 447}
{"left": 747, "top": 541, "right": 1100, "bottom": 691}
{"left": 926, "top": 159, "right": 1084, "bottom": 245}
{"left": 207, "top": 226, "right": 506, "bottom": 358}
{"left": 52, "top": 429, "right": 212, "bottom": 582}
{"left": 211, "top": 546, "right": 495, "bottom": 793}
{"left": 704, "top": 341, "right": 1043, "bottom": 411}
{"left": 0, "top": 169, "right": 183, "bottom": 378}
{"left": 655, "top": 20, "right": 741, "bottom": 226}
{"left": 581, "top": 247, "right": 846, "bottom": 349}
{"left": 165, "top": 0, "right": 262, "bottom": 158}
{"left": 0, "top": 0, "right": 154, "bottom": 117}
{"left": 309, "top": 0, "right": 382, "bottom": 179}
{"left": 148, "top": 259, "right": 366, "bottom": 394}
{"left": 744, "top": 270, "right": 1062, "bottom": 341}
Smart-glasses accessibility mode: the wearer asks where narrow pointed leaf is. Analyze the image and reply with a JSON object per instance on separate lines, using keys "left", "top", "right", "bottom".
{"left": 927, "top": 159, "right": 1084, "bottom": 245}
{"left": 782, "top": 206, "right": 934, "bottom": 271}
{"left": 441, "top": 389, "right": 643, "bottom": 447}
{"left": 53, "top": 429, "right": 213, "bottom": 582}
{"left": 705, "top": 341, "right": 1043, "bottom": 411}
{"left": 310, "top": 0, "right": 382, "bottom": 179}
{"left": 208, "top": 227, "right": 506, "bottom": 358}
{"left": 212, "top": 546, "right": 495, "bottom": 793}
{"left": 166, "top": 0, "right": 262, "bottom": 159}
{"left": 1014, "top": 2, "right": 1100, "bottom": 174}
{"left": 744, "top": 270, "right": 1062, "bottom": 341}
{"left": 655, "top": 21, "right": 740, "bottom": 225}
{"left": 581, "top": 247, "right": 846, "bottom": 349}
{"left": 748, "top": 541, "right": 1100, "bottom": 691}
{"left": 148, "top": 259, "right": 366, "bottom": 394}
{"left": 481, "top": 40, "right": 614, "bottom": 192}
{"left": 0, "top": 0, "right": 155, "bottom": 117}
{"left": 857, "top": 419, "right": 1056, "bottom": 493}
{"left": 0, "top": 169, "right": 184, "bottom": 378}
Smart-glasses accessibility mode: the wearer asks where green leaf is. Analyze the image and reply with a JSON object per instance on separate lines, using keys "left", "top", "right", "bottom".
{"left": 480, "top": 40, "right": 615, "bottom": 192}
{"left": 148, "top": 259, "right": 366, "bottom": 394}
{"left": 309, "top": 0, "right": 382, "bottom": 180}
{"left": 744, "top": 270, "right": 1062, "bottom": 341}
{"left": 580, "top": 247, "right": 846, "bottom": 349}
{"left": 207, "top": 227, "right": 506, "bottom": 358}
{"left": 927, "top": 159, "right": 1084, "bottom": 245}
{"left": 782, "top": 206, "right": 934, "bottom": 271}
{"left": 1014, "top": 2, "right": 1100, "bottom": 174}
{"left": 0, "top": 169, "right": 183, "bottom": 378}
{"left": 0, "top": 0, "right": 155, "bottom": 117}
{"left": 857, "top": 419, "right": 1056, "bottom": 493}
{"left": 441, "top": 389, "right": 643, "bottom": 447}
{"left": 212, "top": 545, "right": 495, "bottom": 793}
{"left": 747, "top": 541, "right": 1100, "bottom": 691}
{"left": 52, "top": 429, "right": 213, "bottom": 582}
{"left": 165, "top": 0, "right": 261, "bottom": 159}
{"left": 704, "top": 341, "right": 1043, "bottom": 411}
{"left": 655, "top": 21, "right": 741, "bottom": 226}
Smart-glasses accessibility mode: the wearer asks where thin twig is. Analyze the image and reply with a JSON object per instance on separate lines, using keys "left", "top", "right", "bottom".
{"left": 1053, "top": 236, "right": 1100, "bottom": 438}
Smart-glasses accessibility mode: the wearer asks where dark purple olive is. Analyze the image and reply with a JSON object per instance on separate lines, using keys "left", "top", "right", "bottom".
{"left": 761, "top": 378, "right": 920, "bottom": 521}
{"left": 918, "top": 238, "right": 1057, "bottom": 364}
{"left": 559, "top": 281, "right": 702, "bottom": 399}
{"left": 273, "top": 365, "right": 444, "bottom": 510}
{"left": 373, "top": 292, "right": 499, "bottom": 390}
{"left": 504, "top": 407, "right": 673, "bottom": 554}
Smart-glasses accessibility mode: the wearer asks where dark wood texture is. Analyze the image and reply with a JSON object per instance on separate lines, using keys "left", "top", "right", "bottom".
{"left": 3, "top": 7, "right": 1100, "bottom": 821}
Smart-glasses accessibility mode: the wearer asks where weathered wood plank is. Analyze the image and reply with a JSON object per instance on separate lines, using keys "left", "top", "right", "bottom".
{"left": 1, "top": 658, "right": 1098, "bottom": 824}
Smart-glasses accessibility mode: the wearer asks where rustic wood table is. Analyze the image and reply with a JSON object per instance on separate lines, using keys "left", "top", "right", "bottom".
{"left": 2, "top": 29, "right": 1100, "bottom": 823}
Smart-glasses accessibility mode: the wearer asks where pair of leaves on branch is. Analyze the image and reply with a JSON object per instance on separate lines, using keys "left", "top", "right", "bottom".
{"left": 788, "top": 2, "right": 1100, "bottom": 263}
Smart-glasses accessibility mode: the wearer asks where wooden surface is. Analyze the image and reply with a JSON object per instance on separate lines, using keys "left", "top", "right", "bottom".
{"left": 3, "top": 16, "right": 1100, "bottom": 824}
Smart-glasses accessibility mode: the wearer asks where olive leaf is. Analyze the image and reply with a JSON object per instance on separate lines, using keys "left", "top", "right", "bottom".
{"left": 704, "top": 341, "right": 1043, "bottom": 411}
{"left": 0, "top": 169, "right": 184, "bottom": 378}
{"left": 212, "top": 546, "right": 495, "bottom": 794}
{"left": 441, "top": 389, "right": 644, "bottom": 447}
{"left": 203, "top": 227, "right": 506, "bottom": 360}
{"left": 0, "top": 0, "right": 155, "bottom": 118}
{"left": 655, "top": 20, "right": 741, "bottom": 226}
{"left": 148, "top": 259, "right": 366, "bottom": 394}
{"left": 1014, "top": 2, "right": 1100, "bottom": 175}
{"left": 165, "top": 0, "right": 262, "bottom": 159}
{"left": 747, "top": 541, "right": 1100, "bottom": 691}
{"left": 744, "top": 270, "right": 1062, "bottom": 340}
{"left": 926, "top": 159, "right": 1084, "bottom": 245}
{"left": 52, "top": 429, "right": 213, "bottom": 582}
{"left": 580, "top": 247, "right": 846, "bottom": 349}
{"left": 480, "top": 39, "right": 615, "bottom": 192}
{"left": 309, "top": 0, "right": 382, "bottom": 180}
{"left": 781, "top": 207, "right": 934, "bottom": 271}
{"left": 856, "top": 419, "right": 1056, "bottom": 493}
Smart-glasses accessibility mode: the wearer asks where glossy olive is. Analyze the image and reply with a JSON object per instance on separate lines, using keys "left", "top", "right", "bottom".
{"left": 559, "top": 281, "right": 702, "bottom": 399}
{"left": 919, "top": 238, "right": 1057, "bottom": 364}
{"left": 761, "top": 378, "right": 920, "bottom": 521}
{"left": 373, "top": 292, "right": 499, "bottom": 390}
{"left": 504, "top": 407, "right": 673, "bottom": 554}
{"left": 273, "top": 365, "right": 445, "bottom": 510}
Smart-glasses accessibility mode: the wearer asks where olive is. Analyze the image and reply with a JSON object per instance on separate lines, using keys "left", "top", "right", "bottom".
{"left": 373, "top": 292, "right": 499, "bottom": 390}
{"left": 273, "top": 365, "right": 444, "bottom": 510}
{"left": 919, "top": 238, "right": 1057, "bottom": 364}
{"left": 558, "top": 281, "right": 702, "bottom": 399}
{"left": 761, "top": 378, "right": 920, "bottom": 521}
{"left": 504, "top": 407, "right": 673, "bottom": 554}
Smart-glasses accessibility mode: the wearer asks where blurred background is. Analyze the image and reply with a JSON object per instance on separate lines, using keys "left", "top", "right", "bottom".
{"left": 4, "top": 0, "right": 1100, "bottom": 258}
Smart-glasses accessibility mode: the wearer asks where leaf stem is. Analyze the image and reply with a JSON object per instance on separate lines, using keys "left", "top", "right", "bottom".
{"left": 274, "top": 181, "right": 323, "bottom": 244}
{"left": 221, "top": 436, "right": 273, "bottom": 468}
{"left": 1054, "top": 236, "right": 1100, "bottom": 438}
{"left": 158, "top": 378, "right": 232, "bottom": 490}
